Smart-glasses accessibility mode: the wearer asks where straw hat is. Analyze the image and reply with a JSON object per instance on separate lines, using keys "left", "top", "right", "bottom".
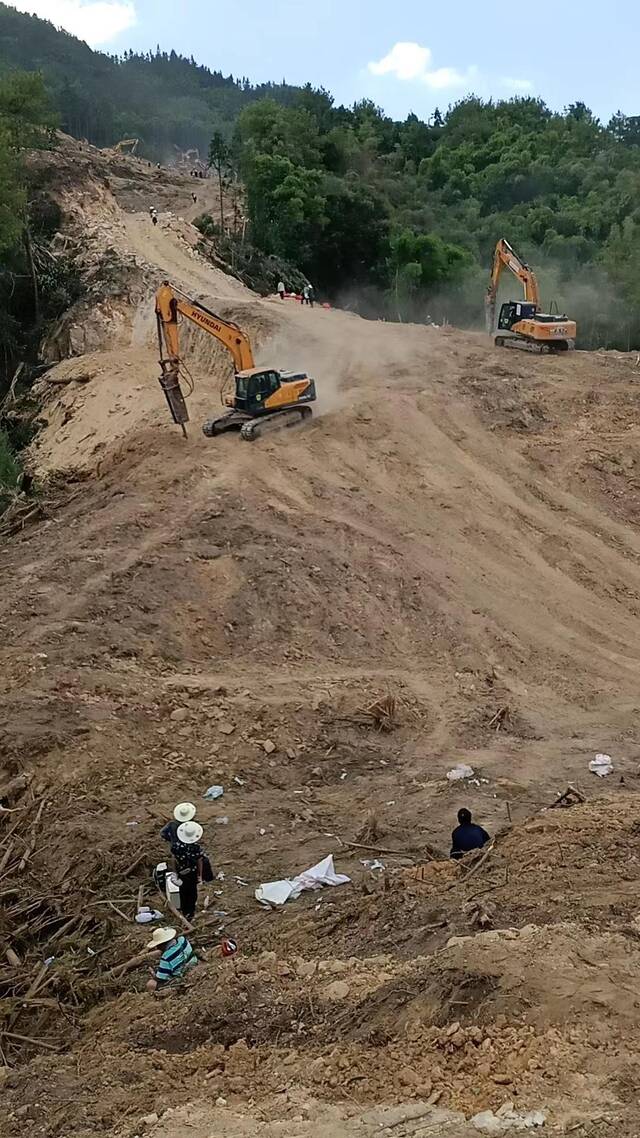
{"left": 177, "top": 820, "right": 203, "bottom": 845}
{"left": 173, "top": 802, "right": 196, "bottom": 824}
{"left": 147, "top": 926, "right": 177, "bottom": 950}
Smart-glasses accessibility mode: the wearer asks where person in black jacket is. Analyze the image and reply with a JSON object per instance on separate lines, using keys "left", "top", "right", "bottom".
{"left": 450, "top": 808, "right": 490, "bottom": 860}
{"left": 171, "top": 820, "right": 205, "bottom": 921}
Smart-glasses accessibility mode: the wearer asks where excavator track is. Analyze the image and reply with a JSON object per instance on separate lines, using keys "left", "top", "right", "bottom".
{"left": 202, "top": 405, "right": 313, "bottom": 441}
{"left": 240, "top": 405, "right": 313, "bottom": 442}
{"left": 495, "top": 336, "right": 573, "bottom": 354}
{"left": 202, "top": 411, "right": 248, "bottom": 437}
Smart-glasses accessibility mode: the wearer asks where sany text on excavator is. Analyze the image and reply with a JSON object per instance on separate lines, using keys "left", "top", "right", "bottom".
{"left": 486, "top": 239, "right": 576, "bottom": 353}
{"left": 155, "top": 282, "right": 317, "bottom": 441}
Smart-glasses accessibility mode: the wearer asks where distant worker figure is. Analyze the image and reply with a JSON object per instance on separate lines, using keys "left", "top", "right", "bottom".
{"left": 307, "top": 283, "right": 315, "bottom": 308}
{"left": 450, "top": 808, "right": 490, "bottom": 861}
{"left": 146, "top": 927, "right": 198, "bottom": 993}
{"left": 277, "top": 280, "right": 285, "bottom": 300}
{"left": 303, "top": 285, "right": 310, "bottom": 306}
{"left": 150, "top": 207, "right": 158, "bottom": 227}
{"left": 191, "top": 192, "right": 197, "bottom": 205}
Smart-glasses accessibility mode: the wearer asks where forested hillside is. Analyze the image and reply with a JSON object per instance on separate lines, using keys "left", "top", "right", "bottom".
{"left": 228, "top": 93, "right": 640, "bottom": 346}
{"left": 0, "top": 2, "right": 300, "bottom": 154}
{"left": 2, "top": 1, "right": 640, "bottom": 348}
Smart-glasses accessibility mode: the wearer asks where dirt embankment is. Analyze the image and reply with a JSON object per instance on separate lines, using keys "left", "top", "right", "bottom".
{"left": 3, "top": 136, "right": 640, "bottom": 1137}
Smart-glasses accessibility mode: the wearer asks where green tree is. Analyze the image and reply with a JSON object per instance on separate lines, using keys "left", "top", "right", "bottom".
{"left": 208, "top": 130, "right": 231, "bottom": 232}
{"left": 236, "top": 99, "right": 322, "bottom": 169}
{"left": 608, "top": 111, "right": 640, "bottom": 147}
{"left": 0, "top": 70, "right": 56, "bottom": 150}
{"left": 312, "top": 177, "right": 389, "bottom": 289}
{"left": 246, "top": 154, "right": 326, "bottom": 264}
{"left": 0, "top": 128, "right": 25, "bottom": 255}
{"left": 389, "top": 228, "right": 470, "bottom": 319}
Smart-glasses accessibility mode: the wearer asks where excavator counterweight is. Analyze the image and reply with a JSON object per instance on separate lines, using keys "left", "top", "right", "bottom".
{"left": 486, "top": 239, "right": 576, "bottom": 353}
{"left": 154, "top": 282, "right": 316, "bottom": 441}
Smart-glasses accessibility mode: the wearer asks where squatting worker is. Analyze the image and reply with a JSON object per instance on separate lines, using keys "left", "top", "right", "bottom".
{"left": 170, "top": 820, "right": 205, "bottom": 921}
{"left": 160, "top": 801, "right": 197, "bottom": 845}
{"left": 450, "top": 808, "right": 490, "bottom": 861}
{"left": 146, "top": 927, "right": 197, "bottom": 993}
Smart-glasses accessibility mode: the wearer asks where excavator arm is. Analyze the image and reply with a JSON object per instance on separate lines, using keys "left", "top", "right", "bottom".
{"left": 155, "top": 282, "right": 255, "bottom": 374}
{"left": 485, "top": 239, "right": 541, "bottom": 333}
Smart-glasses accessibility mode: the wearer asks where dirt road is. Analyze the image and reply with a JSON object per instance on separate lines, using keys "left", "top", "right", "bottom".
{"left": 2, "top": 140, "right": 640, "bottom": 1136}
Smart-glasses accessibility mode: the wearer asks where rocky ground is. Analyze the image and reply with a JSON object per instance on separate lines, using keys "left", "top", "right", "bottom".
{"left": 2, "top": 137, "right": 640, "bottom": 1137}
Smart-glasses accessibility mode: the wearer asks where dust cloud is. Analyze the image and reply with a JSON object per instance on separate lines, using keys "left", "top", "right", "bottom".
{"left": 255, "top": 314, "right": 355, "bottom": 419}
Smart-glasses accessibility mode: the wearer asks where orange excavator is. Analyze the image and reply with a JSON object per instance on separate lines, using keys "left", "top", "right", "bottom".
{"left": 154, "top": 282, "right": 316, "bottom": 441}
{"left": 485, "top": 239, "right": 576, "bottom": 352}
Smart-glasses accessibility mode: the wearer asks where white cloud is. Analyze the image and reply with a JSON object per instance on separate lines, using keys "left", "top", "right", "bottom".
{"left": 501, "top": 76, "right": 534, "bottom": 93}
{"left": 368, "top": 42, "right": 474, "bottom": 90}
{"left": 7, "top": 0, "right": 137, "bottom": 46}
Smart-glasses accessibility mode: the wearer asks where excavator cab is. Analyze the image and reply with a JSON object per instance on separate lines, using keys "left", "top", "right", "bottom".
{"left": 497, "top": 301, "right": 538, "bottom": 331}
{"left": 220, "top": 366, "right": 316, "bottom": 438}
{"left": 498, "top": 301, "right": 571, "bottom": 332}
{"left": 233, "top": 368, "right": 282, "bottom": 414}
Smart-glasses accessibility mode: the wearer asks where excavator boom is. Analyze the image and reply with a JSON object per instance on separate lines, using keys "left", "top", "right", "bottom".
{"left": 155, "top": 282, "right": 255, "bottom": 374}
{"left": 486, "top": 238, "right": 540, "bottom": 333}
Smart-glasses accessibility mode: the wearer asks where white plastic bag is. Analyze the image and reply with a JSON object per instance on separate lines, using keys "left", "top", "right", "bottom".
{"left": 589, "top": 753, "right": 613, "bottom": 777}
{"left": 255, "top": 854, "right": 351, "bottom": 907}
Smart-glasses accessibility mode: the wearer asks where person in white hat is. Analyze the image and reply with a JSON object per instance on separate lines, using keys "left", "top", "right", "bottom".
{"left": 146, "top": 926, "right": 197, "bottom": 993}
{"left": 160, "top": 801, "right": 197, "bottom": 845}
{"left": 171, "top": 820, "right": 205, "bottom": 921}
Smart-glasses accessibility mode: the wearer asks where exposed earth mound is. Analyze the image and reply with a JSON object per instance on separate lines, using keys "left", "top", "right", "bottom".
{"left": 2, "top": 137, "right": 640, "bottom": 1137}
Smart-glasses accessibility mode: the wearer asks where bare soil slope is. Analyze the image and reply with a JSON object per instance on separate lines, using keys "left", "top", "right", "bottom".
{"left": 2, "top": 139, "right": 640, "bottom": 1137}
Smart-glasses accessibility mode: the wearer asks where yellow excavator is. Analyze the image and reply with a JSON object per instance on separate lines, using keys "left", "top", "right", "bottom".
{"left": 113, "top": 138, "right": 139, "bottom": 155}
{"left": 154, "top": 282, "right": 317, "bottom": 441}
{"left": 486, "top": 239, "right": 576, "bottom": 352}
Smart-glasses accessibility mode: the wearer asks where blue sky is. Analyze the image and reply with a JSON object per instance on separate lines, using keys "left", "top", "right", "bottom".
{"left": 9, "top": 0, "right": 640, "bottom": 122}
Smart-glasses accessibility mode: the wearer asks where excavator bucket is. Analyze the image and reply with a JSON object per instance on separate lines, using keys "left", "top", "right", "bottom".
{"left": 158, "top": 369, "right": 189, "bottom": 438}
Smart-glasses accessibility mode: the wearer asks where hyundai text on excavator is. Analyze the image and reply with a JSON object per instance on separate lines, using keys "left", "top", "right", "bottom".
{"left": 154, "top": 282, "right": 317, "bottom": 441}
{"left": 486, "top": 239, "right": 576, "bottom": 353}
